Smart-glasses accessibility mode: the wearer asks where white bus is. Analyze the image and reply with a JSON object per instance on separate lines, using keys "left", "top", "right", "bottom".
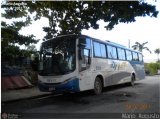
{"left": 38, "top": 34, "right": 145, "bottom": 94}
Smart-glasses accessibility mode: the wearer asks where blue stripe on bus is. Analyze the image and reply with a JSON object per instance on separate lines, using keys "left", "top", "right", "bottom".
{"left": 38, "top": 78, "right": 80, "bottom": 93}
{"left": 129, "top": 60, "right": 144, "bottom": 65}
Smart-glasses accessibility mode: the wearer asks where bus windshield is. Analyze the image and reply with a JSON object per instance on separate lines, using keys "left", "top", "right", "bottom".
{"left": 39, "top": 37, "right": 76, "bottom": 76}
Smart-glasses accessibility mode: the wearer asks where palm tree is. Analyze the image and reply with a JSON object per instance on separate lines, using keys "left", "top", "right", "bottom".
{"left": 154, "top": 48, "right": 160, "bottom": 62}
{"left": 132, "top": 41, "right": 151, "bottom": 53}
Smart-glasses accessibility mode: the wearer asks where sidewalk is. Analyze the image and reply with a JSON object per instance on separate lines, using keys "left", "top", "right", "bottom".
{"left": 1, "top": 86, "right": 52, "bottom": 103}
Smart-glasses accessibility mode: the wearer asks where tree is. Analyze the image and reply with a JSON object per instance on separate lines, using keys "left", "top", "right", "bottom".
{"left": 132, "top": 41, "right": 151, "bottom": 53}
{"left": 1, "top": 2, "right": 39, "bottom": 66}
{"left": 1, "top": 21, "right": 39, "bottom": 46}
{"left": 26, "top": 45, "right": 37, "bottom": 52}
{"left": 1, "top": 1, "right": 159, "bottom": 40}
{"left": 1, "top": 21, "right": 39, "bottom": 65}
{"left": 154, "top": 48, "right": 160, "bottom": 62}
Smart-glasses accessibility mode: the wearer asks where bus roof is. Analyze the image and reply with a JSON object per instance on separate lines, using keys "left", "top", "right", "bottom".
{"left": 43, "top": 34, "right": 141, "bottom": 54}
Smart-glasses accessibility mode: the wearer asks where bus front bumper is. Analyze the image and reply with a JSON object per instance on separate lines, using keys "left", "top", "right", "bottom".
{"left": 38, "top": 78, "right": 80, "bottom": 93}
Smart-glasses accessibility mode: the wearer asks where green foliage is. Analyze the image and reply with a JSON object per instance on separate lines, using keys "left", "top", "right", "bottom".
{"left": 1, "top": 45, "right": 34, "bottom": 60}
{"left": 2, "top": 45, "right": 20, "bottom": 58}
{"left": 26, "top": 45, "right": 37, "bottom": 52}
{"left": 2, "top": 1, "right": 159, "bottom": 40}
{"left": 145, "top": 63, "right": 160, "bottom": 75}
{"left": 132, "top": 41, "right": 151, "bottom": 53}
{"left": 154, "top": 48, "right": 160, "bottom": 62}
{"left": 1, "top": 21, "right": 39, "bottom": 65}
{"left": 1, "top": 21, "right": 39, "bottom": 46}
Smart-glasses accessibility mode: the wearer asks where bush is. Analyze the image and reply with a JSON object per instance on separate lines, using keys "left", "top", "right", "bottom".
{"left": 145, "top": 62, "right": 160, "bottom": 75}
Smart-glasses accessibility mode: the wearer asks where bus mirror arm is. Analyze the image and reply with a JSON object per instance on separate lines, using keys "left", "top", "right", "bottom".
{"left": 88, "top": 57, "right": 91, "bottom": 64}
{"left": 78, "top": 49, "right": 82, "bottom": 60}
{"left": 88, "top": 50, "right": 91, "bottom": 64}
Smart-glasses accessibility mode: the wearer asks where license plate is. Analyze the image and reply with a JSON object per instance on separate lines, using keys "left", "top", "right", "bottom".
{"left": 49, "top": 87, "right": 55, "bottom": 91}
{"left": 47, "top": 79, "right": 52, "bottom": 83}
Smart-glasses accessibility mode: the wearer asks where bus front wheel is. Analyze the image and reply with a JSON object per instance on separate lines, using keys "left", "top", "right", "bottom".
{"left": 130, "top": 75, "right": 135, "bottom": 87}
{"left": 94, "top": 77, "right": 102, "bottom": 95}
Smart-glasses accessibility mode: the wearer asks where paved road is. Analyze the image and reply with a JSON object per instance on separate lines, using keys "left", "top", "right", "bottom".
{"left": 2, "top": 76, "right": 160, "bottom": 118}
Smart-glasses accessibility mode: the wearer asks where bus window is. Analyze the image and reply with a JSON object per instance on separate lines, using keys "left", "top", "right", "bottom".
{"left": 79, "top": 38, "right": 91, "bottom": 71}
{"left": 117, "top": 48, "right": 126, "bottom": 60}
{"left": 126, "top": 50, "right": 132, "bottom": 61}
{"left": 93, "top": 42, "right": 101, "bottom": 57}
{"left": 93, "top": 42, "right": 107, "bottom": 58}
{"left": 79, "top": 38, "right": 91, "bottom": 49}
{"left": 107, "top": 45, "right": 117, "bottom": 59}
{"left": 107, "top": 45, "right": 112, "bottom": 58}
{"left": 39, "top": 37, "right": 76, "bottom": 75}
{"left": 112, "top": 47, "right": 117, "bottom": 59}
{"left": 132, "top": 52, "right": 139, "bottom": 61}
{"left": 138, "top": 53, "right": 143, "bottom": 62}
{"left": 100, "top": 44, "right": 107, "bottom": 58}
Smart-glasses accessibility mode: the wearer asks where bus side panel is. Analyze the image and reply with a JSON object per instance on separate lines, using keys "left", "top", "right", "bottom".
{"left": 78, "top": 70, "right": 93, "bottom": 91}
{"left": 104, "top": 60, "right": 132, "bottom": 86}
{"left": 129, "top": 61, "right": 145, "bottom": 80}
{"left": 90, "top": 58, "right": 113, "bottom": 87}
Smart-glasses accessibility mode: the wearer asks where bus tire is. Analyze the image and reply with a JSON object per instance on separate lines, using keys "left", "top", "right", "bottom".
{"left": 130, "top": 74, "right": 135, "bottom": 87}
{"left": 93, "top": 77, "right": 102, "bottom": 95}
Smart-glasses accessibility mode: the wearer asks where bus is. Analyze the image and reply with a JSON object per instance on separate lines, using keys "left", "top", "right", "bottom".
{"left": 38, "top": 34, "right": 145, "bottom": 94}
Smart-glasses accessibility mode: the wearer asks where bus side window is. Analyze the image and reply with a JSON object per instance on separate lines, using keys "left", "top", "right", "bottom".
{"left": 79, "top": 38, "right": 91, "bottom": 71}
{"left": 100, "top": 44, "right": 107, "bottom": 58}
{"left": 107, "top": 45, "right": 112, "bottom": 58}
{"left": 79, "top": 38, "right": 91, "bottom": 59}
{"left": 93, "top": 42, "right": 107, "bottom": 58}
{"left": 107, "top": 45, "right": 117, "bottom": 59}
{"left": 79, "top": 38, "right": 91, "bottom": 49}
{"left": 132, "top": 52, "right": 139, "bottom": 61}
{"left": 117, "top": 48, "right": 126, "bottom": 60}
{"left": 138, "top": 53, "right": 143, "bottom": 62}
{"left": 93, "top": 42, "right": 101, "bottom": 57}
{"left": 126, "top": 50, "right": 132, "bottom": 61}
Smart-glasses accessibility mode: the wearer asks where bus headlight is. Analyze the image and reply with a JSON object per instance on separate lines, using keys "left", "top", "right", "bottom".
{"left": 61, "top": 76, "right": 78, "bottom": 85}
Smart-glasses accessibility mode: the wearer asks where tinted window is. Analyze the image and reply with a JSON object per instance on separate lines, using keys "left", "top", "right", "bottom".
{"left": 107, "top": 45, "right": 112, "bottom": 58}
{"left": 117, "top": 48, "right": 126, "bottom": 60}
{"left": 79, "top": 38, "right": 91, "bottom": 49}
{"left": 132, "top": 52, "right": 139, "bottom": 61}
{"left": 138, "top": 53, "right": 143, "bottom": 61}
{"left": 107, "top": 45, "right": 117, "bottom": 59}
{"left": 86, "top": 38, "right": 91, "bottom": 49}
{"left": 93, "top": 42, "right": 101, "bottom": 57}
{"left": 79, "top": 38, "right": 92, "bottom": 72}
{"left": 100, "top": 44, "right": 107, "bottom": 58}
{"left": 93, "top": 42, "right": 107, "bottom": 58}
{"left": 40, "top": 37, "right": 76, "bottom": 75}
{"left": 112, "top": 47, "right": 117, "bottom": 59}
{"left": 126, "top": 50, "right": 132, "bottom": 61}
{"left": 84, "top": 49, "right": 89, "bottom": 56}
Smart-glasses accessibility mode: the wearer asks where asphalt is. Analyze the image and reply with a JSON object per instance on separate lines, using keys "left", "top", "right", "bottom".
{"left": 2, "top": 75, "right": 159, "bottom": 104}
{"left": 1, "top": 75, "right": 160, "bottom": 119}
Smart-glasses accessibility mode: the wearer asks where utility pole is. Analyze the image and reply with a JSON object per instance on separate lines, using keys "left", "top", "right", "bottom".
{"left": 128, "top": 39, "right": 130, "bottom": 48}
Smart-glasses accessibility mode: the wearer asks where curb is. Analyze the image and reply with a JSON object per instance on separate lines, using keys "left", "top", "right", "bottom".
{"left": 2, "top": 93, "right": 53, "bottom": 103}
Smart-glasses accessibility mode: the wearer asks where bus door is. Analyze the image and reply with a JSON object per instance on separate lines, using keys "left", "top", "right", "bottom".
{"left": 78, "top": 38, "right": 92, "bottom": 86}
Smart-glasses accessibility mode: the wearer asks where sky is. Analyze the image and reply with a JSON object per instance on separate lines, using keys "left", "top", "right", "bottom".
{"left": 14, "top": 1, "right": 160, "bottom": 63}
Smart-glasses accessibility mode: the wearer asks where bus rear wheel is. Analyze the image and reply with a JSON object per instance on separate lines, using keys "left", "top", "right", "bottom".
{"left": 94, "top": 77, "right": 102, "bottom": 95}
